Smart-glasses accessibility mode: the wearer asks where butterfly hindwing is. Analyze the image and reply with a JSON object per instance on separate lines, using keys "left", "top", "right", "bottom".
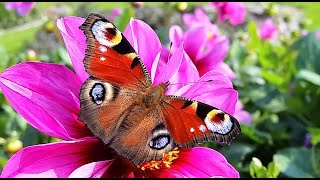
{"left": 78, "top": 76, "right": 140, "bottom": 144}
{"left": 79, "top": 13, "right": 152, "bottom": 90}
{"left": 161, "top": 96, "right": 241, "bottom": 147}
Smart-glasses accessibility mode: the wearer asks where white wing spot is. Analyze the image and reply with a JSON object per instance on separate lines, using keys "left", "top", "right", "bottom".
{"left": 99, "top": 46, "right": 107, "bottom": 53}
{"left": 100, "top": 57, "right": 106, "bottom": 61}
{"left": 199, "top": 124, "right": 207, "bottom": 132}
{"left": 91, "top": 21, "right": 115, "bottom": 47}
{"left": 190, "top": 128, "right": 195, "bottom": 133}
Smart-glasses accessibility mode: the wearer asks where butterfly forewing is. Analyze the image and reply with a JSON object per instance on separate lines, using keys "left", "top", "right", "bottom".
{"left": 79, "top": 13, "right": 152, "bottom": 90}
{"left": 162, "top": 96, "right": 241, "bottom": 147}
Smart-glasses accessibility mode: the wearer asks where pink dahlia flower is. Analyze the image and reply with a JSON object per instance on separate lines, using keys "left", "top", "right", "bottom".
{"left": 182, "top": 7, "right": 211, "bottom": 28}
{"left": 258, "top": 18, "right": 278, "bottom": 40}
{"left": 4, "top": 2, "right": 35, "bottom": 16}
{"left": 169, "top": 24, "right": 236, "bottom": 80}
{"left": 210, "top": 2, "right": 246, "bottom": 26}
{"left": 0, "top": 16, "right": 239, "bottom": 178}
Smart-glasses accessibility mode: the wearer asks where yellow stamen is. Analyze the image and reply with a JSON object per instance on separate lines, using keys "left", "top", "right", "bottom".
{"left": 137, "top": 147, "right": 180, "bottom": 171}
{"left": 207, "top": 31, "right": 215, "bottom": 40}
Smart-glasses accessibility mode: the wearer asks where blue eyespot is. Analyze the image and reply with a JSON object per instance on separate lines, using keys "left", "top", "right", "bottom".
{"left": 90, "top": 83, "right": 105, "bottom": 105}
{"left": 149, "top": 135, "right": 170, "bottom": 150}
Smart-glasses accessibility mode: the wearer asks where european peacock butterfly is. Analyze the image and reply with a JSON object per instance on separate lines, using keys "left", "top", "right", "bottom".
{"left": 78, "top": 13, "right": 241, "bottom": 166}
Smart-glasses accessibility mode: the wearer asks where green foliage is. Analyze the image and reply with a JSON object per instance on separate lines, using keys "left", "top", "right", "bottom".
{"left": 249, "top": 157, "right": 280, "bottom": 178}
{"left": 273, "top": 147, "right": 319, "bottom": 178}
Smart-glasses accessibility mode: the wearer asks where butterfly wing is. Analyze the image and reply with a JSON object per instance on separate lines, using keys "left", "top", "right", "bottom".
{"left": 78, "top": 14, "right": 176, "bottom": 165}
{"left": 79, "top": 13, "right": 152, "bottom": 90}
{"left": 161, "top": 96, "right": 241, "bottom": 147}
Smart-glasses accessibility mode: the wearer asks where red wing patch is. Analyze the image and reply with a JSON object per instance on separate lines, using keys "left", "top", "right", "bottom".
{"left": 161, "top": 96, "right": 241, "bottom": 147}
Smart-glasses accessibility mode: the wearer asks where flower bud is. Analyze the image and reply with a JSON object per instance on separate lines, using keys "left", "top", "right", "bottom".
{"left": 45, "top": 21, "right": 55, "bottom": 33}
{"left": 4, "top": 139, "right": 23, "bottom": 154}
{"left": 131, "top": 2, "right": 144, "bottom": 8}
{"left": 26, "top": 49, "right": 37, "bottom": 61}
{"left": 176, "top": 2, "right": 188, "bottom": 12}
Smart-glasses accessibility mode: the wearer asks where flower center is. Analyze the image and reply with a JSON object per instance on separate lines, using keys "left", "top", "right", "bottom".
{"left": 207, "top": 31, "right": 214, "bottom": 40}
{"left": 137, "top": 147, "right": 180, "bottom": 171}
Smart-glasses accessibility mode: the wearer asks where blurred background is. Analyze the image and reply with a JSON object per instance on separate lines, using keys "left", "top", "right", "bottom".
{"left": 0, "top": 2, "right": 319, "bottom": 178}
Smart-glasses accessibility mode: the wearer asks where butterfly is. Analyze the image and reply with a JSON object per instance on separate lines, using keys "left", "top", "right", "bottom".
{"left": 78, "top": 13, "right": 241, "bottom": 166}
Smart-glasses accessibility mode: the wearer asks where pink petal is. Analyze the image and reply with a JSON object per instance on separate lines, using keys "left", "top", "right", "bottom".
{"left": 234, "top": 101, "right": 252, "bottom": 125}
{"left": 69, "top": 160, "right": 113, "bottom": 178}
{"left": 182, "top": 13, "right": 198, "bottom": 28}
{"left": 1, "top": 138, "right": 109, "bottom": 178}
{"left": 5, "top": 2, "right": 19, "bottom": 10}
{"left": 166, "top": 51, "right": 199, "bottom": 95}
{"left": 153, "top": 43, "right": 199, "bottom": 93}
{"left": 123, "top": 18, "right": 162, "bottom": 74}
{"left": 226, "top": 2, "right": 246, "bottom": 26}
{"left": 16, "top": 2, "right": 35, "bottom": 16}
{"left": 169, "top": 25, "right": 184, "bottom": 51}
{"left": 258, "top": 18, "right": 278, "bottom": 40}
{"left": 194, "top": 7, "right": 211, "bottom": 25}
{"left": 214, "top": 62, "right": 236, "bottom": 81}
{"left": 0, "top": 62, "right": 91, "bottom": 140}
{"left": 57, "top": 16, "right": 89, "bottom": 83}
{"left": 175, "top": 70, "right": 238, "bottom": 115}
{"left": 182, "top": 7, "right": 210, "bottom": 28}
{"left": 196, "top": 35, "right": 230, "bottom": 76}
{"left": 146, "top": 147, "right": 239, "bottom": 178}
{"left": 183, "top": 26, "right": 207, "bottom": 61}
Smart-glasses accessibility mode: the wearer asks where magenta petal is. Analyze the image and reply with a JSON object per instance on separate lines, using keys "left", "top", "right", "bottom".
{"left": 16, "top": 2, "right": 35, "bottom": 16}
{"left": 182, "top": 13, "right": 197, "bottom": 28}
{"left": 166, "top": 51, "right": 199, "bottom": 95}
{"left": 183, "top": 26, "right": 207, "bottom": 61}
{"left": 57, "top": 16, "right": 89, "bottom": 83}
{"left": 176, "top": 70, "right": 238, "bottom": 115}
{"left": 0, "top": 62, "right": 91, "bottom": 140}
{"left": 194, "top": 7, "right": 211, "bottom": 24}
{"left": 153, "top": 43, "right": 199, "bottom": 92}
{"left": 215, "top": 62, "right": 236, "bottom": 81}
{"left": 5, "top": 2, "right": 17, "bottom": 10}
{"left": 0, "top": 138, "right": 107, "bottom": 178}
{"left": 69, "top": 160, "right": 113, "bottom": 178}
{"left": 147, "top": 147, "right": 239, "bottom": 178}
{"left": 234, "top": 101, "right": 252, "bottom": 125}
{"left": 169, "top": 25, "right": 184, "bottom": 50}
{"left": 123, "top": 18, "right": 162, "bottom": 74}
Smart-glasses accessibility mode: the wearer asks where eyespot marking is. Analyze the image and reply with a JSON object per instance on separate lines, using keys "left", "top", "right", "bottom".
{"left": 90, "top": 83, "right": 105, "bottom": 105}
{"left": 149, "top": 135, "right": 170, "bottom": 150}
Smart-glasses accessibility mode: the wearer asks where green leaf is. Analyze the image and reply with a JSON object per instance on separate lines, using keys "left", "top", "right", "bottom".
{"left": 249, "top": 157, "right": 267, "bottom": 178}
{"left": 0, "top": 47, "right": 9, "bottom": 71}
{"left": 247, "top": 21, "right": 261, "bottom": 50}
{"left": 220, "top": 142, "right": 256, "bottom": 171}
{"left": 307, "top": 128, "right": 320, "bottom": 145}
{"left": 241, "top": 124, "right": 273, "bottom": 145}
{"left": 266, "top": 161, "right": 281, "bottom": 178}
{"left": 296, "top": 69, "right": 320, "bottom": 87}
{"left": 292, "top": 31, "right": 320, "bottom": 74}
{"left": 261, "top": 70, "right": 286, "bottom": 88}
{"left": 273, "top": 147, "right": 316, "bottom": 178}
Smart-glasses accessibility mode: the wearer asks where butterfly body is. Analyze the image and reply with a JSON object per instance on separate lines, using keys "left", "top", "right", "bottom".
{"left": 78, "top": 13, "right": 241, "bottom": 166}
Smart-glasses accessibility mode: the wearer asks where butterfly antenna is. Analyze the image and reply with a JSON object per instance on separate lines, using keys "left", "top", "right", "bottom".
{"left": 168, "top": 80, "right": 214, "bottom": 86}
